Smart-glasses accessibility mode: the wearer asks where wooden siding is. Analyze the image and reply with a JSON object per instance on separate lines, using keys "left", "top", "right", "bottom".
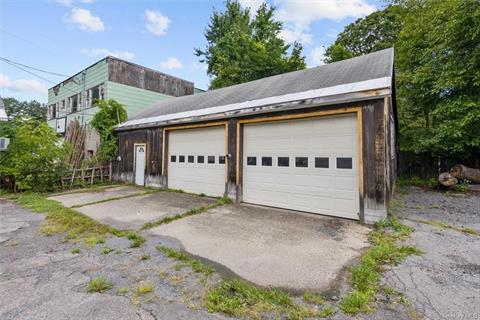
{"left": 108, "top": 58, "right": 194, "bottom": 97}
{"left": 116, "top": 98, "right": 393, "bottom": 224}
{"left": 115, "top": 127, "right": 163, "bottom": 186}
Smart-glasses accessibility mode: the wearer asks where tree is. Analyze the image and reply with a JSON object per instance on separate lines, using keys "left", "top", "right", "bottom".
{"left": 396, "top": 0, "right": 480, "bottom": 157}
{"left": 2, "top": 97, "right": 47, "bottom": 122}
{"left": 195, "top": 0, "right": 306, "bottom": 89}
{"left": 90, "top": 99, "right": 127, "bottom": 161}
{"left": 0, "top": 120, "right": 70, "bottom": 191}
{"left": 324, "top": 5, "right": 405, "bottom": 63}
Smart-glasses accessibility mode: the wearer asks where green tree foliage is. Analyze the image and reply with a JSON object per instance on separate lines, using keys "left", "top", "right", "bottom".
{"left": 195, "top": 0, "right": 306, "bottom": 89}
{"left": 324, "top": 0, "right": 480, "bottom": 159}
{"left": 0, "top": 121, "right": 70, "bottom": 191}
{"left": 396, "top": 0, "right": 480, "bottom": 157}
{"left": 2, "top": 97, "right": 47, "bottom": 122}
{"left": 324, "top": 5, "right": 405, "bottom": 63}
{"left": 90, "top": 99, "right": 127, "bottom": 161}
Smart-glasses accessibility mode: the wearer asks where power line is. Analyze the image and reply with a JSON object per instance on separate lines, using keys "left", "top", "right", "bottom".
{"left": 0, "top": 57, "right": 69, "bottom": 77}
{"left": 1, "top": 59, "right": 81, "bottom": 96}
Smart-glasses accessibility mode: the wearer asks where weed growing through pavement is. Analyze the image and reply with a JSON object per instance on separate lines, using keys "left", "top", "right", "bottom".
{"left": 87, "top": 276, "right": 113, "bottom": 293}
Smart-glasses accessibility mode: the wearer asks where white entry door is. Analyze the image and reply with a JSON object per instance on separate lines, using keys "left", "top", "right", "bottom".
{"left": 168, "top": 126, "right": 226, "bottom": 196}
{"left": 242, "top": 114, "right": 359, "bottom": 220}
{"left": 134, "top": 144, "right": 146, "bottom": 186}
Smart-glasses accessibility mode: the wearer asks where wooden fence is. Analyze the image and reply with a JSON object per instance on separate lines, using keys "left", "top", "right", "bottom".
{"left": 397, "top": 151, "right": 480, "bottom": 179}
{"left": 61, "top": 163, "right": 112, "bottom": 189}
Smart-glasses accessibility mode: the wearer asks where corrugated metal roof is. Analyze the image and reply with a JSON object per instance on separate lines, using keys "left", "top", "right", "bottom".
{"left": 119, "top": 48, "right": 394, "bottom": 129}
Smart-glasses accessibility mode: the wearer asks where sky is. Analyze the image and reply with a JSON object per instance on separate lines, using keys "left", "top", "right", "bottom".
{"left": 0, "top": 0, "right": 384, "bottom": 103}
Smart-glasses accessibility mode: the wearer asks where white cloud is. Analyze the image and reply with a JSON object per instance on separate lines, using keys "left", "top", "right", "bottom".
{"left": 280, "top": 23, "right": 312, "bottom": 45}
{"left": 160, "top": 57, "right": 183, "bottom": 70}
{"left": 54, "top": 0, "right": 74, "bottom": 6}
{"left": 238, "top": 0, "right": 264, "bottom": 13}
{"left": 67, "top": 8, "right": 105, "bottom": 32}
{"left": 0, "top": 74, "right": 48, "bottom": 97}
{"left": 145, "top": 10, "right": 170, "bottom": 36}
{"left": 311, "top": 46, "right": 326, "bottom": 66}
{"left": 275, "top": 0, "right": 376, "bottom": 44}
{"left": 81, "top": 48, "right": 135, "bottom": 61}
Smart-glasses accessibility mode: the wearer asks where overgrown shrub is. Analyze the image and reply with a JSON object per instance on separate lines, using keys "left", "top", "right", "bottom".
{"left": 0, "top": 120, "right": 70, "bottom": 192}
{"left": 90, "top": 99, "right": 127, "bottom": 162}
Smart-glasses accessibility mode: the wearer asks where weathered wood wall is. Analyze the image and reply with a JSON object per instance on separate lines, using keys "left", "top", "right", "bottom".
{"left": 108, "top": 58, "right": 194, "bottom": 97}
{"left": 114, "top": 127, "right": 163, "bottom": 187}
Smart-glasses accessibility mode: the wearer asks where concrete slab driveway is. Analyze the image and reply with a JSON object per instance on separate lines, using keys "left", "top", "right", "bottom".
{"left": 48, "top": 186, "right": 145, "bottom": 208}
{"left": 49, "top": 187, "right": 217, "bottom": 230}
{"left": 149, "top": 204, "right": 371, "bottom": 293}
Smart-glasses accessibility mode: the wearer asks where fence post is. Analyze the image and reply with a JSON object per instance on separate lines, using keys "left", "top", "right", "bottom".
{"left": 90, "top": 167, "right": 95, "bottom": 185}
{"left": 109, "top": 162, "right": 112, "bottom": 182}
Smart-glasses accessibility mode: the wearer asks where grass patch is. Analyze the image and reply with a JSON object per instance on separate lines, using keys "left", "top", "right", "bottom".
{"left": 339, "top": 217, "right": 422, "bottom": 315}
{"left": 140, "top": 254, "right": 151, "bottom": 261}
{"left": 205, "top": 278, "right": 332, "bottom": 319}
{"left": 135, "top": 281, "right": 154, "bottom": 296}
{"left": 141, "top": 196, "right": 232, "bottom": 230}
{"left": 14, "top": 193, "right": 145, "bottom": 248}
{"left": 396, "top": 176, "right": 439, "bottom": 189}
{"left": 303, "top": 292, "right": 324, "bottom": 305}
{"left": 117, "top": 287, "right": 128, "bottom": 295}
{"left": 156, "top": 245, "right": 214, "bottom": 276}
{"left": 101, "top": 246, "right": 114, "bottom": 254}
{"left": 87, "top": 276, "right": 113, "bottom": 293}
{"left": 417, "top": 219, "right": 478, "bottom": 236}
{"left": 71, "top": 247, "right": 81, "bottom": 254}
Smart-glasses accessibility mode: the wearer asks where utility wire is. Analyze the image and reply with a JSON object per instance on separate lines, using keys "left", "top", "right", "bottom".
{"left": 0, "top": 57, "right": 69, "bottom": 77}
{"left": 1, "top": 59, "right": 81, "bottom": 96}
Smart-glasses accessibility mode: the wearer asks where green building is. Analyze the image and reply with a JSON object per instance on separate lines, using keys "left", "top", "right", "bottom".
{"left": 47, "top": 56, "right": 196, "bottom": 134}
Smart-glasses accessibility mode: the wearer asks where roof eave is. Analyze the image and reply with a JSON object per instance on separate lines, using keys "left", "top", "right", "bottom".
{"left": 115, "top": 86, "right": 391, "bottom": 131}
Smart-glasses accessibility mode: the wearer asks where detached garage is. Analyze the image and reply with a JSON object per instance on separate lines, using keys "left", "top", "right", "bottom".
{"left": 115, "top": 48, "right": 397, "bottom": 224}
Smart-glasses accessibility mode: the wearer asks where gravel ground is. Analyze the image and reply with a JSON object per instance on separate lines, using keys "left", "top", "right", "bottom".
{"left": 0, "top": 198, "right": 230, "bottom": 320}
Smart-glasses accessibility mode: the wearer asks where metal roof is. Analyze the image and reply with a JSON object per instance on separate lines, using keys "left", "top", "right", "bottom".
{"left": 118, "top": 48, "right": 394, "bottom": 130}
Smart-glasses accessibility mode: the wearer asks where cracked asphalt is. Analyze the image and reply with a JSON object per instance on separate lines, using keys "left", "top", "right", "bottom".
{"left": 383, "top": 187, "right": 480, "bottom": 320}
{"left": 1, "top": 186, "right": 479, "bottom": 320}
{"left": 0, "top": 198, "right": 230, "bottom": 320}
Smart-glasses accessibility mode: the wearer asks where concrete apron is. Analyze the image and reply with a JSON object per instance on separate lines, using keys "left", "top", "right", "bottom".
{"left": 148, "top": 204, "right": 371, "bottom": 293}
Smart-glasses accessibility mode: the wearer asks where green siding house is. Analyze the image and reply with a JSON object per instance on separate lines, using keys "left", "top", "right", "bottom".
{"left": 47, "top": 56, "right": 195, "bottom": 134}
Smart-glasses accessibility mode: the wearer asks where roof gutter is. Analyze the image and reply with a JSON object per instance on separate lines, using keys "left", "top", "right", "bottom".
{"left": 116, "top": 76, "right": 391, "bottom": 131}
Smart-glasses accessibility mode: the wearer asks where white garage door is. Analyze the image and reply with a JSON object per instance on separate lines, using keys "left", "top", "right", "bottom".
{"left": 168, "top": 126, "right": 226, "bottom": 197}
{"left": 243, "top": 114, "right": 359, "bottom": 220}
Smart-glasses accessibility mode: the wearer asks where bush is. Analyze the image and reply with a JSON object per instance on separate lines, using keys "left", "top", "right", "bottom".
{"left": 0, "top": 121, "right": 70, "bottom": 192}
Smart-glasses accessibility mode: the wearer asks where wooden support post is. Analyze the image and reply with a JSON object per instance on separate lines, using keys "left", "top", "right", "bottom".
{"left": 100, "top": 165, "right": 104, "bottom": 183}
{"left": 90, "top": 167, "right": 95, "bottom": 185}
{"left": 70, "top": 169, "right": 76, "bottom": 188}
{"left": 109, "top": 162, "right": 112, "bottom": 181}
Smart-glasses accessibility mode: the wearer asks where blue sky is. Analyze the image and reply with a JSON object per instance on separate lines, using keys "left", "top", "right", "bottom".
{"left": 0, "top": 0, "right": 383, "bottom": 103}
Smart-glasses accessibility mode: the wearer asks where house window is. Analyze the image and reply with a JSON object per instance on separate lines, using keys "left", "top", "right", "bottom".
{"left": 278, "top": 157, "right": 289, "bottom": 167}
{"left": 171, "top": 155, "right": 176, "bottom": 162}
{"left": 208, "top": 156, "right": 215, "bottom": 164}
{"left": 247, "top": 156, "right": 256, "bottom": 166}
{"left": 91, "top": 86, "right": 100, "bottom": 101}
{"left": 262, "top": 157, "right": 272, "bottom": 166}
{"left": 188, "top": 155, "right": 194, "bottom": 163}
{"left": 295, "top": 157, "right": 308, "bottom": 168}
{"left": 219, "top": 155, "right": 226, "bottom": 164}
{"left": 179, "top": 155, "right": 185, "bottom": 163}
{"left": 197, "top": 155, "right": 204, "bottom": 163}
{"left": 336, "top": 157, "right": 353, "bottom": 169}
{"left": 71, "top": 95, "right": 78, "bottom": 113}
{"left": 315, "top": 157, "right": 329, "bottom": 168}
{"left": 50, "top": 104, "right": 57, "bottom": 119}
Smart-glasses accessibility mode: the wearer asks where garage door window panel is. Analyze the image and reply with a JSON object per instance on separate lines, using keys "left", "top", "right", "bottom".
{"left": 197, "top": 156, "right": 204, "bottom": 163}
{"left": 208, "top": 156, "right": 215, "bottom": 164}
{"left": 315, "top": 157, "right": 329, "bottom": 168}
{"left": 188, "top": 155, "right": 194, "bottom": 163}
{"left": 277, "top": 157, "right": 289, "bottom": 167}
{"left": 171, "top": 155, "right": 176, "bottom": 162}
{"left": 247, "top": 157, "right": 257, "bottom": 166}
{"left": 219, "top": 156, "right": 226, "bottom": 164}
{"left": 295, "top": 157, "right": 308, "bottom": 168}
{"left": 336, "top": 157, "right": 353, "bottom": 169}
{"left": 179, "top": 156, "right": 185, "bottom": 163}
{"left": 262, "top": 157, "right": 272, "bottom": 166}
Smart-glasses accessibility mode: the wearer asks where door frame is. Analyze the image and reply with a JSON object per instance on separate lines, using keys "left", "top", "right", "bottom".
{"left": 162, "top": 121, "right": 228, "bottom": 190}
{"left": 134, "top": 143, "right": 147, "bottom": 186}
{"left": 236, "top": 106, "right": 364, "bottom": 222}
